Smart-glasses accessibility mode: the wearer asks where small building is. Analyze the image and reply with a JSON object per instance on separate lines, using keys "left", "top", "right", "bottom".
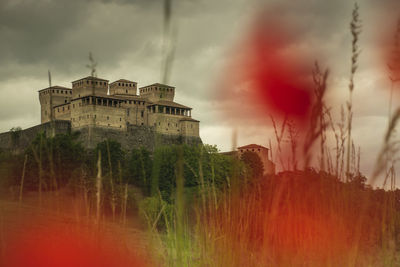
{"left": 229, "top": 144, "right": 275, "bottom": 176}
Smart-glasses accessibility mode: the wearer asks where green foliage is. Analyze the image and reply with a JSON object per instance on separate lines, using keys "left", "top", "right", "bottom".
{"left": 138, "top": 195, "right": 174, "bottom": 230}
{"left": 152, "top": 146, "right": 179, "bottom": 201}
{"left": 10, "top": 126, "right": 22, "bottom": 147}
{"left": 24, "top": 132, "right": 85, "bottom": 190}
{"left": 240, "top": 151, "right": 264, "bottom": 179}
{"left": 0, "top": 150, "right": 23, "bottom": 190}
{"left": 95, "top": 139, "right": 125, "bottom": 180}
{"left": 126, "top": 147, "right": 152, "bottom": 194}
{"left": 149, "top": 144, "right": 234, "bottom": 203}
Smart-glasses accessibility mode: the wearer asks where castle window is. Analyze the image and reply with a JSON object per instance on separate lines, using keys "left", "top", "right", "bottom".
{"left": 108, "top": 124, "right": 110, "bottom": 127}
{"left": 120, "top": 125, "right": 122, "bottom": 128}
{"left": 120, "top": 118, "right": 122, "bottom": 121}
{"left": 62, "top": 107, "right": 64, "bottom": 111}
{"left": 126, "top": 90, "right": 128, "bottom": 93}
{"left": 168, "top": 123, "right": 170, "bottom": 126}
{"left": 118, "top": 83, "right": 121, "bottom": 86}
{"left": 141, "top": 111, "right": 144, "bottom": 117}
{"left": 176, "top": 123, "right": 177, "bottom": 127}
{"left": 70, "top": 91, "right": 72, "bottom": 94}
{"left": 73, "top": 104, "right": 75, "bottom": 108}
{"left": 87, "top": 81, "right": 89, "bottom": 84}
{"left": 158, "top": 122, "right": 160, "bottom": 126}
{"left": 141, "top": 123, "right": 144, "bottom": 125}
{"left": 107, "top": 116, "right": 109, "bottom": 120}
{"left": 94, "top": 115, "right": 96, "bottom": 119}
{"left": 52, "top": 90, "right": 54, "bottom": 93}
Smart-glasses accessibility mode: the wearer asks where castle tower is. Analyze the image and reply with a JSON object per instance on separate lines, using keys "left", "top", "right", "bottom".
{"left": 109, "top": 79, "right": 137, "bottom": 96}
{"left": 139, "top": 83, "right": 175, "bottom": 102}
{"left": 71, "top": 76, "right": 108, "bottom": 99}
{"left": 38, "top": 86, "right": 72, "bottom": 123}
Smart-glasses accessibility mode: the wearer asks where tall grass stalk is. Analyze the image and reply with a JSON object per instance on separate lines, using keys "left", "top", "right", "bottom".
{"left": 18, "top": 154, "right": 27, "bottom": 204}
{"left": 96, "top": 150, "right": 102, "bottom": 224}
{"left": 106, "top": 140, "right": 116, "bottom": 221}
{"left": 175, "top": 147, "right": 185, "bottom": 267}
{"left": 346, "top": 2, "right": 362, "bottom": 182}
{"left": 303, "top": 62, "right": 329, "bottom": 170}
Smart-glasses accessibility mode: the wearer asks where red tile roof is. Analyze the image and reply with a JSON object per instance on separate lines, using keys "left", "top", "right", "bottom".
{"left": 237, "top": 144, "right": 268, "bottom": 150}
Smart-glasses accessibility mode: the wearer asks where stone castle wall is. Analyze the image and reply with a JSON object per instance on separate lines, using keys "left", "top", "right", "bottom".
{"left": 0, "top": 121, "right": 202, "bottom": 154}
{"left": 0, "top": 120, "right": 71, "bottom": 154}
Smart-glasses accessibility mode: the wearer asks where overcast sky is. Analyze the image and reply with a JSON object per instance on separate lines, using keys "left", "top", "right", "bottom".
{"left": 1, "top": 0, "right": 400, "bottom": 186}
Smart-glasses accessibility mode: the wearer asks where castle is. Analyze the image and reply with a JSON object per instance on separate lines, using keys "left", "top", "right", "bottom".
{"left": 0, "top": 75, "right": 201, "bottom": 153}
{"left": 39, "top": 76, "right": 199, "bottom": 137}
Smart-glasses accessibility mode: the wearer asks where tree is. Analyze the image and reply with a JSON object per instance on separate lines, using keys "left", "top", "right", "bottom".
{"left": 23, "top": 132, "right": 86, "bottom": 190}
{"left": 126, "top": 147, "right": 152, "bottom": 195}
{"left": 240, "top": 151, "right": 264, "bottom": 179}
{"left": 94, "top": 139, "right": 125, "bottom": 180}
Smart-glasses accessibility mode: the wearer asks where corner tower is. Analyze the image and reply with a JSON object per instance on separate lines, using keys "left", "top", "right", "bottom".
{"left": 71, "top": 76, "right": 108, "bottom": 99}
{"left": 38, "top": 86, "right": 72, "bottom": 123}
{"left": 109, "top": 79, "right": 137, "bottom": 96}
{"left": 139, "top": 83, "right": 175, "bottom": 102}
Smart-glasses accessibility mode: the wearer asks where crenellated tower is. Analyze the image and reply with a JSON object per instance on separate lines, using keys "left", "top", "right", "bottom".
{"left": 38, "top": 86, "right": 72, "bottom": 123}
{"left": 109, "top": 79, "right": 137, "bottom": 96}
{"left": 139, "top": 83, "right": 175, "bottom": 102}
{"left": 71, "top": 76, "right": 108, "bottom": 99}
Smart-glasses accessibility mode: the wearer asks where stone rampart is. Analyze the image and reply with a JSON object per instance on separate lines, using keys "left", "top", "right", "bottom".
{"left": 0, "top": 121, "right": 202, "bottom": 153}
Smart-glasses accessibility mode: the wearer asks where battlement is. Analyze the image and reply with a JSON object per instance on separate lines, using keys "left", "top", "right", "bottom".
{"left": 71, "top": 76, "right": 109, "bottom": 98}
{"left": 109, "top": 79, "right": 137, "bottom": 96}
{"left": 139, "top": 83, "right": 175, "bottom": 102}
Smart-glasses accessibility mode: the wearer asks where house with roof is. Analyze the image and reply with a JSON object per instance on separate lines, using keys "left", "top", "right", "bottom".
{"left": 237, "top": 144, "right": 275, "bottom": 175}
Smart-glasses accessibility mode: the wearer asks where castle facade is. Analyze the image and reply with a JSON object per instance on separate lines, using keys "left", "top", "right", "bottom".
{"left": 38, "top": 76, "right": 200, "bottom": 138}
